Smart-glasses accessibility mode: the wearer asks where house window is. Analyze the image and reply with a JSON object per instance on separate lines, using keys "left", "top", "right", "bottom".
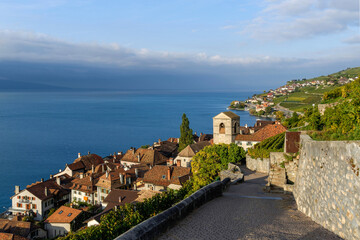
{"left": 101, "top": 196, "right": 104, "bottom": 201}
{"left": 247, "top": 142, "right": 252, "bottom": 146}
{"left": 32, "top": 204, "right": 36, "bottom": 209}
{"left": 67, "top": 213, "right": 72, "bottom": 217}
{"left": 95, "top": 193, "right": 97, "bottom": 197}
{"left": 32, "top": 197, "right": 35, "bottom": 200}
{"left": 59, "top": 210, "right": 63, "bottom": 214}
{"left": 162, "top": 175, "right": 166, "bottom": 179}
{"left": 73, "top": 197, "right": 76, "bottom": 201}
{"left": 17, "top": 196, "right": 20, "bottom": 199}
{"left": 50, "top": 199, "right": 54, "bottom": 204}
{"left": 17, "top": 203, "right": 22, "bottom": 208}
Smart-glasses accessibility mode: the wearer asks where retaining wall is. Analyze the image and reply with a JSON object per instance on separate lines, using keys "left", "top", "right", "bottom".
{"left": 115, "top": 178, "right": 231, "bottom": 240}
{"left": 246, "top": 155, "right": 270, "bottom": 173}
{"left": 294, "top": 135, "right": 360, "bottom": 240}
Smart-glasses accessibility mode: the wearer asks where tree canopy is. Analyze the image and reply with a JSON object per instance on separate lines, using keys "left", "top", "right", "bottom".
{"left": 191, "top": 143, "right": 246, "bottom": 190}
{"left": 179, "top": 113, "right": 193, "bottom": 152}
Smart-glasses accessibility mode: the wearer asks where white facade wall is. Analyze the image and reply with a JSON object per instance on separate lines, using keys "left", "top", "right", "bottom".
{"left": 71, "top": 190, "right": 96, "bottom": 205}
{"left": 174, "top": 156, "right": 192, "bottom": 168}
{"left": 11, "top": 190, "right": 44, "bottom": 221}
{"left": 45, "top": 222, "right": 71, "bottom": 239}
{"left": 235, "top": 140, "right": 259, "bottom": 151}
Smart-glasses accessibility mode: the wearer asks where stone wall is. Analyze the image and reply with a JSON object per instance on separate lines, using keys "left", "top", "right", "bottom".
{"left": 294, "top": 135, "right": 360, "bottom": 240}
{"left": 115, "top": 178, "right": 231, "bottom": 240}
{"left": 246, "top": 155, "right": 270, "bottom": 173}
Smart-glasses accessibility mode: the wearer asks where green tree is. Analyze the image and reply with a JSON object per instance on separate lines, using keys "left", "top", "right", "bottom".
{"left": 191, "top": 144, "right": 245, "bottom": 190}
{"left": 179, "top": 113, "right": 193, "bottom": 152}
{"left": 275, "top": 111, "right": 284, "bottom": 120}
{"left": 265, "top": 106, "right": 272, "bottom": 115}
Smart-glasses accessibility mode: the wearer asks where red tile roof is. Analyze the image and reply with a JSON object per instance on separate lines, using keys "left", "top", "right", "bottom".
{"left": 24, "top": 177, "right": 71, "bottom": 201}
{"left": 45, "top": 206, "right": 82, "bottom": 223}
{"left": 235, "top": 123, "right": 286, "bottom": 142}
{"left": 73, "top": 154, "right": 104, "bottom": 171}
{"left": 121, "top": 148, "right": 168, "bottom": 166}
{"left": 143, "top": 166, "right": 191, "bottom": 187}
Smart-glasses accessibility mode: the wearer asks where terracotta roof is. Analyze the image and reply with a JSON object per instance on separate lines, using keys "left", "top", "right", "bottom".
{"left": 235, "top": 123, "right": 286, "bottom": 142}
{"left": 199, "top": 134, "right": 213, "bottom": 142}
{"left": 73, "top": 154, "right": 104, "bottom": 171}
{"left": 214, "top": 111, "right": 239, "bottom": 119}
{"left": 67, "top": 161, "right": 85, "bottom": 171}
{"left": 254, "top": 120, "right": 276, "bottom": 132}
{"left": 143, "top": 166, "right": 191, "bottom": 187}
{"left": 68, "top": 174, "right": 99, "bottom": 194}
{"left": 154, "top": 141, "right": 178, "bottom": 158}
{"left": 121, "top": 148, "right": 168, "bottom": 166}
{"left": 95, "top": 168, "right": 137, "bottom": 189}
{"left": 0, "top": 233, "right": 27, "bottom": 240}
{"left": 135, "top": 190, "right": 161, "bottom": 202}
{"left": 103, "top": 189, "right": 139, "bottom": 211}
{"left": 167, "top": 137, "right": 179, "bottom": 143}
{"left": 178, "top": 141, "right": 211, "bottom": 158}
{"left": 45, "top": 206, "right": 82, "bottom": 223}
{"left": 0, "top": 219, "right": 30, "bottom": 237}
{"left": 0, "top": 233, "right": 12, "bottom": 240}
{"left": 25, "top": 177, "right": 70, "bottom": 201}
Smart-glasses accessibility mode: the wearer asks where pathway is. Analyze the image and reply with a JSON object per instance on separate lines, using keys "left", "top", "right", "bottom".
{"left": 158, "top": 168, "right": 341, "bottom": 240}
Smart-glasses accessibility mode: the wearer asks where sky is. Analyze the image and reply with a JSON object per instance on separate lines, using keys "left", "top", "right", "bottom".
{"left": 0, "top": 0, "right": 359, "bottom": 90}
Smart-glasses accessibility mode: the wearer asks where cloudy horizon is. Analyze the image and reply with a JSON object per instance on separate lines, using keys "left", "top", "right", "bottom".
{"left": 0, "top": 0, "right": 359, "bottom": 91}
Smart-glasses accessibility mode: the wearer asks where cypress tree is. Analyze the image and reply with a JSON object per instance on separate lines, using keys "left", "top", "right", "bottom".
{"left": 179, "top": 113, "right": 194, "bottom": 152}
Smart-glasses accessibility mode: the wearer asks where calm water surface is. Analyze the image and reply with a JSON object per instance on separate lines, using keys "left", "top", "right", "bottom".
{"left": 0, "top": 90, "right": 265, "bottom": 209}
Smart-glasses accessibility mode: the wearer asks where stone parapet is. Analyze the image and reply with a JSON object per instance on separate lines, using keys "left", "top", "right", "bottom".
{"left": 115, "top": 178, "right": 231, "bottom": 240}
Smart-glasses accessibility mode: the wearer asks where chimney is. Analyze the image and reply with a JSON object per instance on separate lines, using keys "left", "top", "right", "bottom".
{"left": 134, "top": 184, "right": 137, "bottom": 191}
{"left": 90, "top": 176, "right": 93, "bottom": 182}
{"left": 194, "top": 132, "right": 197, "bottom": 135}
{"left": 128, "top": 177, "right": 131, "bottom": 185}
{"left": 200, "top": 132, "right": 203, "bottom": 136}
{"left": 106, "top": 171, "right": 109, "bottom": 179}
{"left": 92, "top": 164, "right": 94, "bottom": 173}
{"left": 41, "top": 178, "right": 44, "bottom": 182}
{"left": 102, "top": 164, "right": 105, "bottom": 173}
{"left": 169, "top": 158, "right": 174, "bottom": 166}
{"left": 158, "top": 138, "right": 161, "bottom": 144}
{"left": 176, "top": 160, "right": 181, "bottom": 167}
{"left": 56, "top": 177, "right": 61, "bottom": 185}
{"left": 45, "top": 187, "right": 48, "bottom": 196}
{"left": 132, "top": 148, "right": 135, "bottom": 154}
{"left": 167, "top": 167, "right": 171, "bottom": 180}
{"left": 135, "top": 168, "right": 139, "bottom": 178}
{"left": 137, "top": 154, "right": 140, "bottom": 163}
{"left": 78, "top": 153, "right": 81, "bottom": 158}
{"left": 119, "top": 196, "right": 122, "bottom": 203}
{"left": 15, "top": 186, "right": 20, "bottom": 194}
{"left": 88, "top": 151, "right": 90, "bottom": 155}
{"left": 119, "top": 174, "right": 124, "bottom": 184}
{"left": 80, "top": 173, "right": 84, "bottom": 179}
{"left": 118, "top": 151, "right": 123, "bottom": 156}
{"left": 50, "top": 175, "right": 53, "bottom": 179}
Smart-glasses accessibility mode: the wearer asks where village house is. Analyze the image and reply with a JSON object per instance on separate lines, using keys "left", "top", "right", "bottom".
{"left": 68, "top": 173, "right": 99, "bottom": 205}
{"left": 44, "top": 206, "right": 84, "bottom": 239}
{"left": 142, "top": 165, "right": 191, "bottom": 191}
{"left": 0, "top": 219, "right": 47, "bottom": 239}
{"left": 213, "top": 111, "right": 286, "bottom": 151}
{"left": 10, "top": 175, "right": 71, "bottom": 221}
{"left": 95, "top": 167, "right": 140, "bottom": 205}
{"left": 54, "top": 153, "right": 104, "bottom": 178}
{"left": 173, "top": 141, "right": 211, "bottom": 167}
{"left": 121, "top": 148, "right": 169, "bottom": 167}
{"left": 234, "top": 122, "right": 287, "bottom": 151}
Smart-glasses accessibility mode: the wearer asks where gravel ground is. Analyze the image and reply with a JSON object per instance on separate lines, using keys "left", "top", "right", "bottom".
{"left": 158, "top": 169, "right": 342, "bottom": 240}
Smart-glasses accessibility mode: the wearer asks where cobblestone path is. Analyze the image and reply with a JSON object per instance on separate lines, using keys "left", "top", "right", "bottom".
{"left": 158, "top": 168, "right": 342, "bottom": 240}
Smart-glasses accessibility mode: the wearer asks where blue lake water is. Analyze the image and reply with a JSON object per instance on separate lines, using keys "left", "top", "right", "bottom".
{"left": 0, "top": 90, "right": 265, "bottom": 209}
